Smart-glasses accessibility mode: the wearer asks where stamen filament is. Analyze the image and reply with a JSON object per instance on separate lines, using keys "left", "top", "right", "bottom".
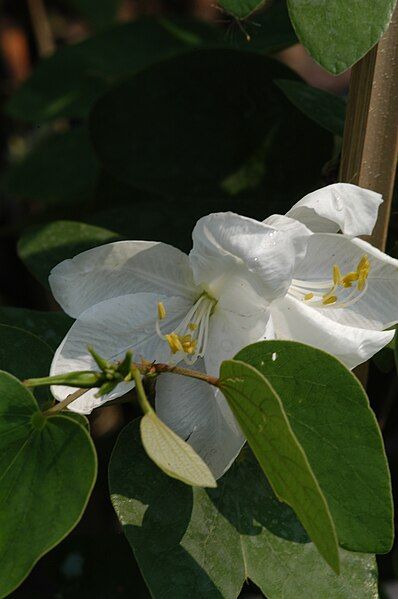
{"left": 290, "top": 253, "right": 371, "bottom": 310}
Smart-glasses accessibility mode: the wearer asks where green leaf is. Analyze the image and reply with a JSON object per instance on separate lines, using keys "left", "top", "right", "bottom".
{"left": 6, "top": 18, "right": 219, "bottom": 123}
{"left": 0, "top": 307, "right": 72, "bottom": 349}
{"left": 287, "top": 0, "right": 398, "bottom": 74}
{"left": 0, "top": 372, "right": 97, "bottom": 598}
{"left": 90, "top": 48, "right": 333, "bottom": 208}
{"left": 275, "top": 79, "right": 346, "bottom": 136}
{"left": 0, "top": 324, "right": 54, "bottom": 410}
{"left": 230, "top": 1, "right": 297, "bottom": 54}
{"left": 3, "top": 127, "right": 99, "bottom": 208}
{"left": 235, "top": 340, "right": 393, "bottom": 554}
{"left": 140, "top": 413, "right": 217, "bottom": 488}
{"left": 109, "top": 419, "right": 378, "bottom": 598}
{"left": 60, "top": 0, "right": 122, "bottom": 30}
{"left": 218, "top": 0, "right": 266, "bottom": 19}
{"left": 18, "top": 220, "right": 120, "bottom": 288}
{"left": 219, "top": 359, "right": 339, "bottom": 572}
{"left": 61, "top": 411, "right": 90, "bottom": 431}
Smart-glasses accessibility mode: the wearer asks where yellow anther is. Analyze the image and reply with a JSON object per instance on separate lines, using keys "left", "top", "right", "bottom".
{"left": 341, "top": 272, "right": 359, "bottom": 288}
{"left": 165, "top": 333, "right": 183, "bottom": 354}
{"left": 322, "top": 295, "right": 337, "bottom": 305}
{"left": 357, "top": 255, "right": 370, "bottom": 274}
{"left": 356, "top": 254, "right": 370, "bottom": 290}
{"left": 304, "top": 292, "right": 314, "bottom": 301}
{"left": 188, "top": 323, "right": 198, "bottom": 331}
{"left": 332, "top": 265, "right": 341, "bottom": 286}
{"left": 157, "top": 302, "right": 167, "bottom": 320}
{"left": 357, "top": 274, "right": 367, "bottom": 291}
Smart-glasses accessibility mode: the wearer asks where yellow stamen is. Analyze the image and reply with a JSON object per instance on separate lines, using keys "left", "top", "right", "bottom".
{"left": 322, "top": 295, "right": 337, "bottom": 305}
{"left": 332, "top": 265, "right": 341, "bottom": 286}
{"left": 157, "top": 302, "right": 167, "bottom": 320}
{"left": 165, "top": 333, "right": 183, "bottom": 354}
{"left": 188, "top": 323, "right": 198, "bottom": 331}
{"left": 341, "top": 272, "right": 359, "bottom": 288}
{"left": 304, "top": 292, "right": 314, "bottom": 301}
{"left": 357, "top": 255, "right": 370, "bottom": 273}
{"left": 357, "top": 274, "right": 367, "bottom": 291}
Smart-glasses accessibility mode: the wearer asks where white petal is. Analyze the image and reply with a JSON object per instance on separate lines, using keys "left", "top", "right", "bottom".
{"left": 293, "top": 233, "right": 398, "bottom": 330}
{"left": 262, "top": 214, "right": 312, "bottom": 262}
{"left": 271, "top": 295, "right": 394, "bottom": 370}
{"left": 189, "top": 212, "right": 309, "bottom": 302}
{"left": 155, "top": 360, "right": 245, "bottom": 479}
{"left": 49, "top": 240, "right": 198, "bottom": 318}
{"left": 51, "top": 293, "right": 193, "bottom": 413}
{"left": 205, "top": 304, "right": 274, "bottom": 377}
{"left": 286, "top": 183, "right": 382, "bottom": 236}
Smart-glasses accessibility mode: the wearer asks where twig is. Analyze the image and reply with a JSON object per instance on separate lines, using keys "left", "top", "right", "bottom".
{"left": 26, "top": 0, "right": 55, "bottom": 58}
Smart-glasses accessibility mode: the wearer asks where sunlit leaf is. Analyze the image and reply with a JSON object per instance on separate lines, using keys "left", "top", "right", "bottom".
{"left": 287, "top": 0, "right": 398, "bottom": 74}
{"left": 140, "top": 412, "right": 216, "bottom": 488}
{"left": 219, "top": 359, "right": 339, "bottom": 572}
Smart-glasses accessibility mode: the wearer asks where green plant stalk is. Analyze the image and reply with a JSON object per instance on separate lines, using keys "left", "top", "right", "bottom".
{"left": 26, "top": 361, "right": 219, "bottom": 415}
{"left": 131, "top": 366, "right": 153, "bottom": 415}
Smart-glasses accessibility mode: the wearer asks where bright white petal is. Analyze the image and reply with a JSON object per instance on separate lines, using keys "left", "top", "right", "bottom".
{"left": 293, "top": 233, "right": 398, "bottom": 330}
{"left": 286, "top": 183, "right": 382, "bottom": 236}
{"left": 262, "top": 214, "right": 312, "bottom": 262}
{"left": 189, "top": 212, "right": 310, "bottom": 302}
{"left": 49, "top": 240, "right": 198, "bottom": 318}
{"left": 155, "top": 360, "right": 245, "bottom": 479}
{"left": 204, "top": 304, "right": 274, "bottom": 377}
{"left": 51, "top": 293, "right": 193, "bottom": 413}
{"left": 271, "top": 295, "right": 394, "bottom": 370}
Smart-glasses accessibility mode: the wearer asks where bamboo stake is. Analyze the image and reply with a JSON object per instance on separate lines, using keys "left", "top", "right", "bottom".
{"left": 340, "top": 5, "right": 398, "bottom": 252}
{"left": 339, "top": 6, "right": 398, "bottom": 386}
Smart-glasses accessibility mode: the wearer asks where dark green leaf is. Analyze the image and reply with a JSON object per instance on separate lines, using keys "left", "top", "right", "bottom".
{"left": 90, "top": 49, "right": 333, "bottom": 209}
{"left": 287, "top": 0, "right": 398, "bottom": 74}
{"left": 109, "top": 420, "right": 378, "bottom": 599}
{"left": 60, "top": 0, "right": 122, "bottom": 30}
{"left": 235, "top": 340, "right": 393, "bottom": 554}
{"left": 18, "top": 220, "right": 121, "bottom": 288}
{"left": 3, "top": 127, "right": 99, "bottom": 207}
{"left": 0, "top": 324, "right": 54, "bottom": 410}
{"left": 219, "top": 359, "right": 339, "bottom": 572}
{"left": 0, "top": 372, "right": 97, "bottom": 598}
{"left": 218, "top": 0, "right": 266, "bottom": 19}
{"left": 6, "top": 18, "right": 219, "bottom": 123}
{"left": 0, "top": 307, "right": 72, "bottom": 349}
{"left": 230, "top": 1, "right": 297, "bottom": 53}
{"left": 373, "top": 346, "right": 395, "bottom": 373}
{"left": 275, "top": 79, "right": 346, "bottom": 136}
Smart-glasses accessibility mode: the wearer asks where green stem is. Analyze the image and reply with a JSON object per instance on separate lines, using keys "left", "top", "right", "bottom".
{"left": 43, "top": 388, "right": 88, "bottom": 416}
{"left": 131, "top": 366, "right": 153, "bottom": 415}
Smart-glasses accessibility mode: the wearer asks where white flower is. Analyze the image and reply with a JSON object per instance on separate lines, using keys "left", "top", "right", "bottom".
{"left": 49, "top": 183, "right": 397, "bottom": 478}
{"left": 49, "top": 212, "right": 309, "bottom": 477}
{"left": 266, "top": 183, "right": 396, "bottom": 369}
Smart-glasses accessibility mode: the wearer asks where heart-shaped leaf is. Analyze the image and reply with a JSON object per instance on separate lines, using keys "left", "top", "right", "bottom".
{"left": 109, "top": 420, "right": 378, "bottom": 598}
{"left": 18, "top": 220, "right": 121, "bottom": 288}
{"left": 0, "top": 372, "right": 97, "bottom": 598}
{"left": 287, "top": 0, "right": 397, "bottom": 74}
{"left": 275, "top": 79, "right": 346, "bottom": 136}
{"left": 90, "top": 49, "right": 333, "bottom": 208}
{"left": 0, "top": 307, "right": 72, "bottom": 349}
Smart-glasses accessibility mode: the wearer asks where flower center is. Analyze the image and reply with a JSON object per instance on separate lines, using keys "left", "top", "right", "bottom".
{"left": 156, "top": 293, "right": 217, "bottom": 364}
{"left": 289, "top": 254, "right": 370, "bottom": 309}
